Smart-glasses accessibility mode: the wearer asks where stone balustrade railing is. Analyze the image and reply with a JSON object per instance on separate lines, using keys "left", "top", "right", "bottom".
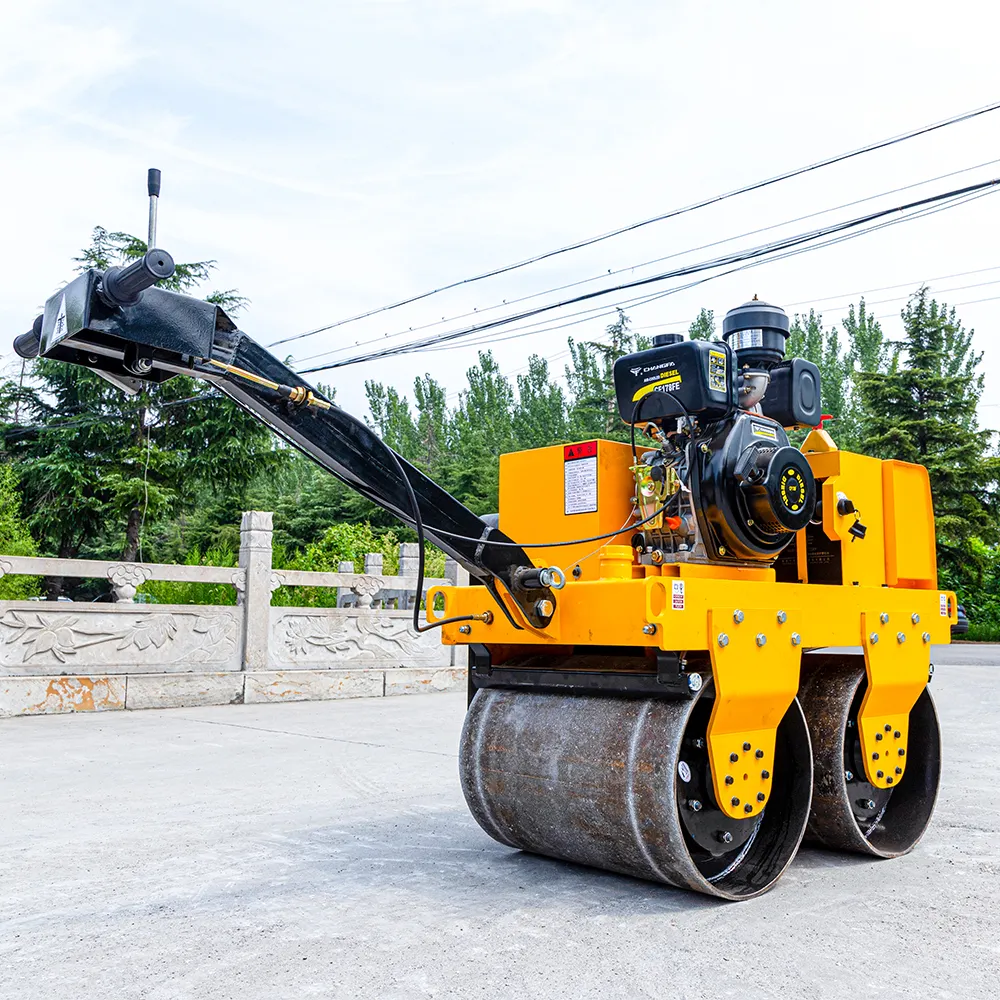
{"left": 0, "top": 511, "right": 470, "bottom": 718}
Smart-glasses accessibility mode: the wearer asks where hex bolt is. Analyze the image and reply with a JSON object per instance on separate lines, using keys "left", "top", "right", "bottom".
{"left": 911, "top": 612, "right": 921, "bottom": 624}
{"left": 791, "top": 632, "right": 802, "bottom": 646}
{"left": 686, "top": 672, "right": 703, "bottom": 693}
{"left": 729, "top": 752, "right": 739, "bottom": 763}
{"left": 718, "top": 831, "right": 734, "bottom": 845}
{"left": 761, "top": 769, "right": 770, "bottom": 780}
{"left": 869, "top": 632, "right": 879, "bottom": 645}
{"left": 744, "top": 803, "right": 753, "bottom": 813}
{"left": 642, "top": 623, "right": 657, "bottom": 635}
{"left": 884, "top": 724, "right": 892, "bottom": 732}
{"left": 688, "top": 799, "right": 703, "bottom": 812}
{"left": 700, "top": 443, "right": 711, "bottom": 454}
{"left": 872, "top": 752, "right": 880, "bottom": 760}
{"left": 876, "top": 733, "right": 883, "bottom": 741}
{"left": 863, "top": 798, "right": 876, "bottom": 810}
{"left": 898, "top": 748, "right": 905, "bottom": 757}
{"left": 718, "top": 633, "right": 730, "bottom": 648}
{"left": 880, "top": 612, "right": 890, "bottom": 625}
{"left": 733, "top": 609, "right": 745, "bottom": 624}
{"left": 776, "top": 610, "right": 787, "bottom": 624}
{"left": 922, "top": 632, "right": 931, "bottom": 644}
{"left": 755, "top": 633, "right": 767, "bottom": 647}
{"left": 458, "top": 624, "right": 472, "bottom": 635}
{"left": 693, "top": 738, "right": 705, "bottom": 749}
{"left": 845, "top": 770, "right": 854, "bottom": 782}
{"left": 876, "top": 770, "right": 884, "bottom": 779}
{"left": 895, "top": 767, "right": 902, "bottom": 775}
{"left": 894, "top": 730, "right": 900, "bottom": 738}
{"left": 743, "top": 742, "right": 751, "bottom": 752}
{"left": 757, "top": 792, "right": 766, "bottom": 802}
{"left": 725, "top": 775, "right": 734, "bottom": 785}
{"left": 897, "top": 631, "right": 906, "bottom": 644}
{"left": 755, "top": 749, "right": 764, "bottom": 759}
{"left": 534, "top": 599, "right": 554, "bottom": 618}
{"left": 886, "top": 776, "right": 894, "bottom": 785}
{"left": 731, "top": 797, "right": 740, "bottom": 807}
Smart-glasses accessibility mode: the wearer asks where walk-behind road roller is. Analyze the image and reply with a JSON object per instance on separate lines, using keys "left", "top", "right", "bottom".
{"left": 14, "top": 174, "right": 952, "bottom": 900}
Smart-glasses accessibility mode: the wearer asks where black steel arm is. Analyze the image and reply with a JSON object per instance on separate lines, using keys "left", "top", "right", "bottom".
{"left": 15, "top": 267, "right": 556, "bottom": 629}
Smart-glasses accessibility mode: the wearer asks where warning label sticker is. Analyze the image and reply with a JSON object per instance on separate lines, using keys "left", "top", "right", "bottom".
{"left": 708, "top": 349, "right": 727, "bottom": 393}
{"left": 564, "top": 455, "right": 598, "bottom": 515}
{"left": 940, "top": 593, "right": 949, "bottom": 617}
{"left": 671, "top": 579, "right": 685, "bottom": 610}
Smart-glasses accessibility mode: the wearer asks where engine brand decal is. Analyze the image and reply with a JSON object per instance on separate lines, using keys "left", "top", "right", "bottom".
{"left": 631, "top": 370, "right": 682, "bottom": 401}
{"left": 732, "top": 328, "right": 763, "bottom": 349}
{"left": 564, "top": 441, "right": 597, "bottom": 461}
{"left": 671, "top": 579, "right": 685, "bottom": 610}
{"left": 750, "top": 420, "right": 778, "bottom": 440}
{"left": 779, "top": 468, "right": 806, "bottom": 512}
{"left": 708, "top": 349, "right": 727, "bottom": 392}
{"left": 939, "top": 593, "right": 949, "bottom": 617}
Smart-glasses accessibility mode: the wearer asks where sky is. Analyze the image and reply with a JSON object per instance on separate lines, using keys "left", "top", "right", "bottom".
{"left": 2, "top": 0, "right": 999, "bottom": 426}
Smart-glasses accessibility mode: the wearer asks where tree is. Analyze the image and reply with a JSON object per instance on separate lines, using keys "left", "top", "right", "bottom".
{"left": 4, "top": 229, "right": 279, "bottom": 593}
{"left": 512, "top": 356, "right": 568, "bottom": 449}
{"left": 0, "top": 463, "right": 40, "bottom": 599}
{"left": 855, "top": 288, "right": 1000, "bottom": 589}
{"left": 688, "top": 308, "right": 716, "bottom": 340}
{"left": 786, "top": 310, "right": 851, "bottom": 440}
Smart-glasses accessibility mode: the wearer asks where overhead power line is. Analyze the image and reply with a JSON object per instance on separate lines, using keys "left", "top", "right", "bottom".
{"left": 291, "top": 157, "right": 1000, "bottom": 369}
{"left": 270, "top": 99, "right": 1000, "bottom": 350}
{"left": 298, "top": 179, "right": 1000, "bottom": 374}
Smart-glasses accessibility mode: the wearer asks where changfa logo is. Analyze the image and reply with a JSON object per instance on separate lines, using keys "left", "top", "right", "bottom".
{"left": 628, "top": 366, "right": 643, "bottom": 376}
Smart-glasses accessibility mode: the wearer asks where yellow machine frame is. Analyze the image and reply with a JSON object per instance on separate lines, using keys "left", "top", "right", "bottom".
{"left": 429, "top": 431, "right": 955, "bottom": 822}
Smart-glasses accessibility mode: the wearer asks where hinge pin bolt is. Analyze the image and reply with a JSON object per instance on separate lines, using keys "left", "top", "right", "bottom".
{"left": 642, "top": 623, "right": 657, "bottom": 635}
{"left": 458, "top": 624, "right": 471, "bottom": 635}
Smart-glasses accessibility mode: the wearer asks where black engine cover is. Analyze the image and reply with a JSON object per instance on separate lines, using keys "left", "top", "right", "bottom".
{"left": 691, "top": 412, "right": 816, "bottom": 562}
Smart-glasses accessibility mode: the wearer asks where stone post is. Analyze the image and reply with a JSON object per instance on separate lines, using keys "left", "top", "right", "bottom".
{"left": 238, "top": 511, "right": 274, "bottom": 672}
{"left": 337, "top": 561, "right": 354, "bottom": 608}
{"left": 398, "top": 543, "right": 420, "bottom": 609}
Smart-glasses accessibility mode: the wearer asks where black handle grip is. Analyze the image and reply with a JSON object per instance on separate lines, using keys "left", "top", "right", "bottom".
{"left": 101, "top": 249, "right": 175, "bottom": 307}
{"left": 13, "top": 315, "right": 43, "bottom": 359}
{"left": 147, "top": 168, "right": 161, "bottom": 197}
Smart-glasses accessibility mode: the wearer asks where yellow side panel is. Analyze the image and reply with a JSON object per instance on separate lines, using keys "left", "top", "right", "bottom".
{"left": 883, "top": 460, "right": 937, "bottom": 589}
{"left": 805, "top": 449, "right": 887, "bottom": 587}
{"left": 499, "top": 439, "right": 635, "bottom": 581}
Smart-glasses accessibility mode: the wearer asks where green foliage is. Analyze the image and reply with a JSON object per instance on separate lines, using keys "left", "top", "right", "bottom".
{"left": 856, "top": 288, "right": 1000, "bottom": 593}
{"left": 0, "top": 463, "right": 40, "bottom": 599}
{"left": 136, "top": 544, "right": 238, "bottom": 606}
{"left": 688, "top": 308, "right": 716, "bottom": 340}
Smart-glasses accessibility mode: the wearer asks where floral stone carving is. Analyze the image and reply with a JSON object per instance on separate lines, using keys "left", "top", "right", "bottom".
{"left": 278, "top": 613, "right": 434, "bottom": 663}
{"left": 0, "top": 610, "right": 238, "bottom": 669}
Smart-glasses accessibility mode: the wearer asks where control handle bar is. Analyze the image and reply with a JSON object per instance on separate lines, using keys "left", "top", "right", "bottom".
{"left": 13, "top": 315, "right": 43, "bottom": 360}
{"left": 101, "top": 249, "right": 175, "bottom": 307}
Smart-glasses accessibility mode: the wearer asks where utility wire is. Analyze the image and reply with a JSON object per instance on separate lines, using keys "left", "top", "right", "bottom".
{"left": 270, "top": 100, "right": 1000, "bottom": 350}
{"left": 291, "top": 156, "right": 1000, "bottom": 369}
{"left": 300, "top": 180, "right": 1000, "bottom": 373}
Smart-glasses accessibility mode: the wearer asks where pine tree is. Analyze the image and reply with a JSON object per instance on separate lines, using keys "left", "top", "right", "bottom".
{"left": 688, "top": 308, "right": 716, "bottom": 340}
{"left": 855, "top": 288, "right": 1000, "bottom": 588}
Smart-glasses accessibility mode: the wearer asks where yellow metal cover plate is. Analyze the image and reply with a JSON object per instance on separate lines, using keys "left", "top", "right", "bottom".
{"left": 859, "top": 610, "right": 932, "bottom": 788}
{"left": 706, "top": 607, "right": 802, "bottom": 820}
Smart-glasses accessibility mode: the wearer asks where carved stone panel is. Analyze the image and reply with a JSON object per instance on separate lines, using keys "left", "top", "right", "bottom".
{"left": 269, "top": 609, "right": 449, "bottom": 669}
{"left": 0, "top": 605, "right": 242, "bottom": 675}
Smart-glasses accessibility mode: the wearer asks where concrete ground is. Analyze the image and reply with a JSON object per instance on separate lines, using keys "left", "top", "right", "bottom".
{"left": 2, "top": 647, "right": 998, "bottom": 1000}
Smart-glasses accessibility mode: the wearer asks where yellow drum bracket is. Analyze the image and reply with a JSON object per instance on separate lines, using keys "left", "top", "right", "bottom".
{"left": 706, "top": 607, "right": 803, "bottom": 821}
{"left": 859, "top": 610, "right": 930, "bottom": 788}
